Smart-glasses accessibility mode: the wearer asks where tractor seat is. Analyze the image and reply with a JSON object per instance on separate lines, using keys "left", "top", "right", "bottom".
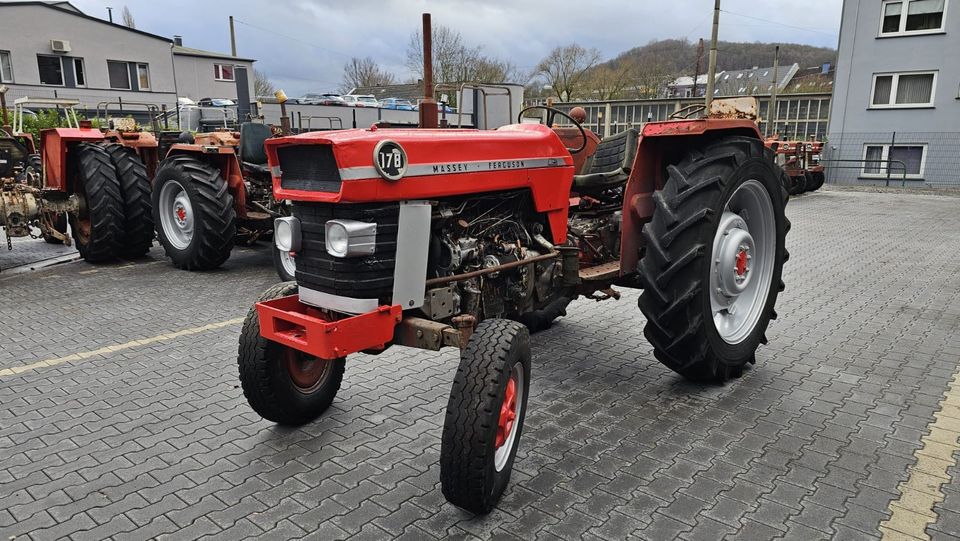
{"left": 239, "top": 122, "right": 272, "bottom": 168}
{"left": 572, "top": 128, "right": 638, "bottom": 194}
{"left": 242, "top": 162, "right": 271, "bottom": 176}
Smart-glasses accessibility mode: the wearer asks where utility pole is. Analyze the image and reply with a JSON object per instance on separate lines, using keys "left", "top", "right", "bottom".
{"left": 418, "top": 13, "right": 439, "bottom": 128}
{"left": 106, "top": 6, "right": 113, "bottom": 23}
{"left": 768, "top": 45, "right": 780, "bottom": 137}
{"left": 692, "top": 38, "right": 704, "bottom": 98}
{"left": 229, "top": 16, "right": 237, "bottom": 57}
{"left": 704, "top": 0, "right": 721, "bottom": 110}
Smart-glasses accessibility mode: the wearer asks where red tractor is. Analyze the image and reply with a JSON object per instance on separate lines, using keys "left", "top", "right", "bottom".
{"left": 236, "top": 100, "right": 790, "bottom": 514}
{"left": 764, "top": 136, "right": 825, "bottom": 195}
{"left": 151, "top": 122, "right": 295, "bottom": 280}
{"left": 0, "top": 97, "right": 153, "bottom": 260}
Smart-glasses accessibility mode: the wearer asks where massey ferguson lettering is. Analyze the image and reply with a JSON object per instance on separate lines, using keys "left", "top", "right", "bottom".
{"left": 430, "top": 160, "right": 527, "bottom": 174}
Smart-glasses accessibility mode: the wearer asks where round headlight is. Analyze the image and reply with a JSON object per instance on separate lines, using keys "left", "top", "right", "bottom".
{"left": 275, "top": 220, "right": 293, "bottom": 251}
{"left": 326, "top": 222, "right": 349, "bottom": 257}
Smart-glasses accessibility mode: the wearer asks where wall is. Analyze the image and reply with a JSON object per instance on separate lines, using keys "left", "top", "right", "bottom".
{"left": 0, "top": 3, "right": 177, "bottom": 109}
{"left": 172, "top": 54, "right": 254, "bottom": 102}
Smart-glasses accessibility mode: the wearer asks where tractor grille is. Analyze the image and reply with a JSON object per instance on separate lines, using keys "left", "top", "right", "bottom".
{"left": 293, "top": 202, "right": 399, "bottom": 301}
{"left": 277, "top": 145, "right": 342, "bottom": 192}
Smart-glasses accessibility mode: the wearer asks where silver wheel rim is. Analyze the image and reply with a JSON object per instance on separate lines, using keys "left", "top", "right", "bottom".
{"left": 709, "top": 179, "right": 776, "bottom": 344}
{"left": 158, "top": 180, "right": 194, "bottom": 250}
{"left": 278, "top": 248, "right": 296, "bottom": 278}
{"left": 494, "top": 363, "right": 524, "bottom": 472}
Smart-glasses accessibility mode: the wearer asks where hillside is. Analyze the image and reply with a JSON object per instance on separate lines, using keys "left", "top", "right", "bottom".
{"left": 605, "top": 38, "right": 836, "bottom": 75}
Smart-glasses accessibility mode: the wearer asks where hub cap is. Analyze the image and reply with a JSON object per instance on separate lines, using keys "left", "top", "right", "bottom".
{"left": 284, "top": 349, "right": 333, "bottom": 393}
{"left": 158, "top": 180, "right": 194, "bottom": 250}
{"left": 709, "top": 180, "right": 776, "bottom": 344}
{"left": 278, "top": 249, "right": 296, "bottom": 278}
{"left": 494, "top": 363, "right": 524, "bottom": 472}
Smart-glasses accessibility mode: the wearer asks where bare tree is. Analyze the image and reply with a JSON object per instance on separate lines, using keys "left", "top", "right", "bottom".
{"left": 253, "top": 69, "right": 275, "bottom": 99}
{"left": 340, "top": 57, "right": 396, "bottom": 94}
{"left": 587, "top": 63, "right": 636, "bottom": 101}
{"left": 121, "top": 6, "right": 135, "bottom": 28}
{"left": 535, "top": 44, "right": 602, "bottom": 102}
{"left": 406, "top": 24, "right": 516, "bottom": 84}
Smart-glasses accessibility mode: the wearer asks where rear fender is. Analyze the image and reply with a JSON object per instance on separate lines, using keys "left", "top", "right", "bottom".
{"left": 166, "top": 147, "right": 247, "bottom": 217}
{"left": 619, "top": 119, "right": 761, "bottom": 275}
{"left": 40, "top": 127, "right": 105, "bottom": 192}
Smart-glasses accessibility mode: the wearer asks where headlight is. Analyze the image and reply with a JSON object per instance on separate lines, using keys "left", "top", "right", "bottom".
{"left": 274, "top": 217, "right": 301, "bottom": 252}
{"left": 325, "top": 219, "right": 377, "bottom": 258}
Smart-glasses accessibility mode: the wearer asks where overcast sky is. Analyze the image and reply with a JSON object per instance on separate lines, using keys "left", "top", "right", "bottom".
{"left": 69, "top": 0, "right": 842, "bottom": 96}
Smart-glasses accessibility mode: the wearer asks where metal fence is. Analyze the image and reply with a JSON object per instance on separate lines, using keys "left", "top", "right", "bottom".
{"left": 823, "top": 132, "right": 960, "bottom": 188}
{"left": 525, "top": 92, "right": 832, "bottom": 140}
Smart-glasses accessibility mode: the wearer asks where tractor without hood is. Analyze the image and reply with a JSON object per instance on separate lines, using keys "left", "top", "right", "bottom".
{"left": 765, "top": 136, "right": 825, "bottom": 194}
{"left": 237, "top": 97, "right": 791, "bottom": 514}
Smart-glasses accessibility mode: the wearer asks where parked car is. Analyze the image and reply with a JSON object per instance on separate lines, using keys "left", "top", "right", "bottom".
{"left": 197, "top": 98, "right": 236, "bottom": 107}
{"left": 380, "top": 98, "right": 416, "bottom": 111}
{"left": 342, "top": 94, "right": 380, "bottom": 108}
{"left": 297, "top": 93, "right": 346, "bottom": 106}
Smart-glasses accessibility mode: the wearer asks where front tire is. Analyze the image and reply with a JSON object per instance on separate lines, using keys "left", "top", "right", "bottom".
{"left": 237, "top": 282, "right": 345, "bottom": 425}
{"left": 104, "top": 144, "right": 154, "bottom": 258}
{"left": 272, "top": 243, "right": 296, "bottom": 282}
{"left": 440, "top": 319, "right": 531, "bottom": 514}
{"left": 639, "top": 136, "right": 788, "bottom": 381}
{"left": 69, "top": 143, "right": 124, "bottom": 262}
{"left": 152, "top": 155, "right": 236, "bottom": 270}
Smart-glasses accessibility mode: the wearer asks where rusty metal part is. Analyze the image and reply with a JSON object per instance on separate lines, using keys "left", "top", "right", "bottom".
{"left": 424, "top": 251, "right": 560, "bottom": 288}
{"left": 0, "top": 181, "right": 40, "bottom": 240}
{"left": 587, "top": 287, "right": 621, "bottom": 302}
{"left": 708, "top": 97, "right": 759, "bottom": 121}
{"left": 284, "top": 348, "right": 333, "bottom": 393}
{"left": 452, "top": 314, "right": 477, "bottom": 350}
{"left": 579, "top": 260, "right": 621, "bottom": 281}
{"left": 394, "top": 317, "right": 463, "bottom": 351}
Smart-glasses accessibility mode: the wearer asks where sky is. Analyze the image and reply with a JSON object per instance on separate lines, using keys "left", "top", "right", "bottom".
{"left": 68, "top": 0, "right": 843, "bottom": 97}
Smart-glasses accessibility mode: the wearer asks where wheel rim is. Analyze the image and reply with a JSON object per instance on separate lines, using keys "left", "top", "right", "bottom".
{"left": 278, "top": 249, "right": 297, "bottom": 278}
{"left": 284, "top": 349, "right": 333, "bottom": 393}
{"left": 158, "top": 180, "right": 194, "bottom": 250}
{"left": 709, "top": 179, "right": 777, "bottom": 345}
{"left": 494, "top": 362, "right": 524, "bottom": 472}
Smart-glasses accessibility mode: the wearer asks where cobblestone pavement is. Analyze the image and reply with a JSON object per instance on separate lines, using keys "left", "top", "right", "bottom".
{"left": 0, "top": 229, "right": 78, "bottom": 274}
{"left": 1, "top": 189, "right": 959, "bottom": 540}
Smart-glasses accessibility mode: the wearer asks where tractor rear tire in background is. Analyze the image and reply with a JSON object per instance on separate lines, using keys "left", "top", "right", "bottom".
{"left": 104, "top": 144, "right": 154, "bottom": 258}
{"left": 807, "top": 171, "right": 825, "bottom": 192}
{"left": 69, "top": 143, "right": 125, "bottom": 262}
{"left": 638, "top": 136, "right": 789, "bottom": 382}
{"left": 440, "top": 318, "right": 531, "bottom": 514}
{"left": 238, "top": 282, "right": 346, "bottom": 425}
{"left": 152, "top": 155, "right": 236, "bottom": 270}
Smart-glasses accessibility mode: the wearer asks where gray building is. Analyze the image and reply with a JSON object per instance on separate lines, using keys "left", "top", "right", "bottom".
{"left": 0, "top": 1, "right": 255, "bottom": 119}
{"left": 828, "top": 0, "right": 960, "bottom": 186}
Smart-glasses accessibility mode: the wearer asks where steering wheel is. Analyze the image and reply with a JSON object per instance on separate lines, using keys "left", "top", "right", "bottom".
{"left": 518, "top": 105, "right": 588, "bottom": 154}
{"left": 669, "top": 104, "right": 706, "bottom": 120}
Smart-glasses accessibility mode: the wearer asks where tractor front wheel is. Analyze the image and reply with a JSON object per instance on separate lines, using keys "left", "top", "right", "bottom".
{"left": 272, "top": 243, "right": 296, "bottom": 282}
{"left": 237, "top": 282, "right": 345, "bottom": 425}
{"left": 105, "top": 144, "right": 154, "bottom": 258}
{"left": 69, "top": 143, "right": 124, "bottom": 262}
{"left": 639, "top": 136, "right": 789, "bottom": 381}
{"left": 152, "top": 155, "right": 236, "bottom": 270}
{"left": 440, "top": 318, "right": 531, "bottom": 514}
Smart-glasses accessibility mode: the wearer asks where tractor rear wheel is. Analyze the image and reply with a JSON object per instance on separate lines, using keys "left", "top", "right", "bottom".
{"left": 638, "top": 136, "right": 788, "bottom": 381}
{"left": 105, "top": 144, "right": 154, "bottom": 258}
{"left": 152, "top": 155, "right": 236, "bottom": 270}
{"left": 440, "top": 318, "right": 531, "bottom": 514}
{"left": 237, "top": 282, "right": 345, "bottom": 425}
{"left": 807, "top": 171, "right": 825, "bottom": 192}
{"left": 69, "top": 143, "right": 124, "bottom": 262}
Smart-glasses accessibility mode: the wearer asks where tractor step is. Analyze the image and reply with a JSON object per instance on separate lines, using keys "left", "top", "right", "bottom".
{"left": 579, "top": 261, "right": 620, "bottom": 281}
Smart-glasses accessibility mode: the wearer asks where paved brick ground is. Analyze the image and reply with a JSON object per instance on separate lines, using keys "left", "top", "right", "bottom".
{"left": 0, "top": 228, "right": 78, "bottom": 274}
{"left": 1, "top": 189, "right": 960, "bottom": 540}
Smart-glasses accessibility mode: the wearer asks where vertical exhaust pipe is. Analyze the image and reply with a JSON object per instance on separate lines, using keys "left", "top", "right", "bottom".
{"left": 418, "top": 13, "right": 439, "bottom": 128}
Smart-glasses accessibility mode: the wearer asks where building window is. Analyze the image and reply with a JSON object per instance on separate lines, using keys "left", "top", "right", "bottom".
{"left": 37, "top": 55, "right": 64, "bottom": 86}
{"left": 136, "top": 63, "right": 150, "bottom": 90}
{"left": 108, "top": 60, "right": 130, "bottom": 89}
{"left": 871, "top": 71, "right": 936, "bottom": 107}
{"left": 0, "top": 51, "right": 12, "bottom": 83}
{"left": 73, "top": 58, "right": 85, "bottom": 87}
{"left": 214, "top": 64, "right": 235, "bottom": 81}
{"left": 862, "top": 144, "right": 926, "bottom": 178}
{"left": 880, "top": 0, "right": 947, "bottom": 36}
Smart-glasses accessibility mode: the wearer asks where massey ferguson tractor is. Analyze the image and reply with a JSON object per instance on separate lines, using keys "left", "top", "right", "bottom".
{"left": 236, "top": 98, "right": 790, "bottom": 514}
{"left": 0, "top": 97, "right": 153, "bottom": 260}
{"left": 151, "top": 122, "right": 295, "bottom": 280}
{"left": 765, "top": 136, "right": 825, "bottom": 194}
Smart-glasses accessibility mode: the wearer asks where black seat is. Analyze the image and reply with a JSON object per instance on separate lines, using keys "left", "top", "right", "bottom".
{"left": 239, "top": 122, "right": 272, "bottom": 172}
{"left": 572, "top": 128, "right": 638, "bottom": 193}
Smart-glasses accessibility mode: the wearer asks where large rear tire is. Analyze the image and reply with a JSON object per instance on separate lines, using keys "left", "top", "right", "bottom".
{"left": 807, "top": 171, "right": 825, "bottom": 192}
{"left": 639, "top": 136, "right": 788, "bottom": 381}
{"left": 237, "top": 282, "right": 345, "bottom": 425}
{"left": 69, "top": 143, "right": 124, "bottom": 262}
{"left": 104, "top": 144, "right": 154, "bottom": 258}
{"left": 440, "top": 319, "right": 531, "bottom": 514}
{"left": 152, "top": 155, "right": 236, "bottom": 270}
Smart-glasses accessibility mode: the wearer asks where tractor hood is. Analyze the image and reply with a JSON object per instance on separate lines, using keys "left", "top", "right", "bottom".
{"left": 265, "top": 124, "right": 574, "bottom": 206}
